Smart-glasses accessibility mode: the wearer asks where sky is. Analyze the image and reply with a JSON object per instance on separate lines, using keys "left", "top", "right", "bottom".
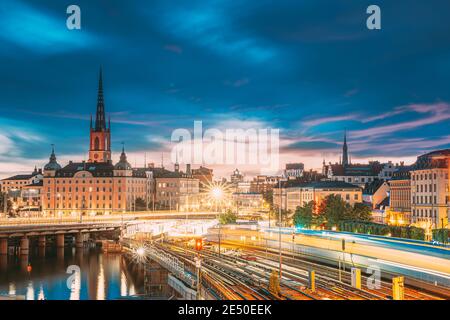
{"left": 0, "top": 0, "right": 450, "bottom": 179}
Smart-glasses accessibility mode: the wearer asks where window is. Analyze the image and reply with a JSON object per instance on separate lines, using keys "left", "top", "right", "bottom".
{"left": 94, "top": 137, "right": 100, "bottom": 150}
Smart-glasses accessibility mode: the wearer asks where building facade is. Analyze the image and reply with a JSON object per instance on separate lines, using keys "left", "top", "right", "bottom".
{"left": 232, "top": 192, "right": 264, "bottom": 214}
{"left": 41, "top": 70, "right": 151, "bottom": 216}
{"left": 322, "top": 132, "right": 386, "bottom": 187}
{"left": 388, "top": 167, "right": 412, "bottom": 226}
{"left": 410, "top": 149, "right": 450, "bottom": 228}
{"left": 0, "top": 168, "right": 43, "bottom": 215}
{"left": 363, "top": 180, "right": 390, "bottom": 209}
{"left": 250, "top": 175, "right": 283, "bottom": 195}
{"left": 155, "top": 174, "right": 200, "bottom": 211}
{"left": 284, "top": 163, "right": 304, "bottom": 180}
{"left": 274, "top": 181, "right": 362, "bottom": 212}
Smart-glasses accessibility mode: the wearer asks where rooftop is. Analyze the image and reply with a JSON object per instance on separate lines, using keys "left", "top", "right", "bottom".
{"left": 274, "top": 180, "right": 360, "bottom": 190}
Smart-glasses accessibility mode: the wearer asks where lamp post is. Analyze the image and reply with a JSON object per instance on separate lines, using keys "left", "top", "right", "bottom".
{"left": 211, "top": 187, "right": 224, "bottom": 257}
{"left": 57, "top": 193, "right": 62, "bottom": 223}
{"left": 278, "top": 179, "right": 282, "bottom": 279}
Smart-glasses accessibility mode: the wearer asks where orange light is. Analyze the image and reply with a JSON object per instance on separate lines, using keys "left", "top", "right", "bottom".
{"left": 195, "top": 238, "right": 203, "bottom": 251}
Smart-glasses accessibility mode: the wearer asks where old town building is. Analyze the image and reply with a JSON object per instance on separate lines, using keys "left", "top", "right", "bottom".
{"left": 322, "top": 132, "right": 397, "bottom": 187}
{"left": 0, "top": 167, "right": 43, "bottom": 214}
{"left": 388, "top": 167, "right": 412, "bottom": 226}
{"left": 410, "top": 149, "right": 450, "bottom": 228}
{"left": 41, "top": 70, "right": 150, "bottom": 216}
{"left": 273, "top": 181, "right": 362, "bottom": 212}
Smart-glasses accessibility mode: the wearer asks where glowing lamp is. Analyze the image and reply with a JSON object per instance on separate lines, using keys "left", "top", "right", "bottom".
{"left": 195, "top": 238, "right": 203, "bottom": 251}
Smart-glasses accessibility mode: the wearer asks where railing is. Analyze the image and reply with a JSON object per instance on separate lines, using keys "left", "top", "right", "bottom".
{"left": 146, "top": 246, "right": 196, "bottom": 288}
{"left": 0, "top": 211, "right": 217, "bottom": 226}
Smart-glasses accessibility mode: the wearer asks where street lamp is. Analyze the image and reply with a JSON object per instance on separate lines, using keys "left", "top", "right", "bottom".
{"left": 278, "top": 179, "right": 282, "bottom": 279}
{"left": 210, "top": 186, "right": 224, "bottom": 257}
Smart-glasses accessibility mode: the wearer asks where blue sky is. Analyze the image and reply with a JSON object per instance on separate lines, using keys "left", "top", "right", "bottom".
{"left": 1, "top": 0, "right": 450, "bottom": 178}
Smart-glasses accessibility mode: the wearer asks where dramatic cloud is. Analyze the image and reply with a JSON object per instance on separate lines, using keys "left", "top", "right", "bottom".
{"left": 1, "top": 1, "right": 450, "bottom": 178}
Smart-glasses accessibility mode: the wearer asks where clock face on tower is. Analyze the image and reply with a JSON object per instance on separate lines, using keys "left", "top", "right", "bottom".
{"left": 94, "top": 154, "right": 98, "bottom": 159}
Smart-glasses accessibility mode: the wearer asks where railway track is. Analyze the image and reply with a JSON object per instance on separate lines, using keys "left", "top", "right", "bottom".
{"left": 155, "top": 242, "right": 277, "bottom": 300}
{"left": 218, "top": 240, "right": 447, "bottom": 300}
{"left": 159, "top": 242, "right": 367, "bottom": 300}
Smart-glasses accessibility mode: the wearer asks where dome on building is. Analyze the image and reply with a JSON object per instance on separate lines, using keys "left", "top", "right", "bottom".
{"left": 114, "top": 146, "right": 132, "bottom": 170}
{"left": 44, "top": 146, "right": 61, "bottom": 171}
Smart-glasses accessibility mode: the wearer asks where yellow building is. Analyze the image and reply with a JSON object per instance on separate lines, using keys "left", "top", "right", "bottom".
{"left": 0, "top": 168, "right": 43, "bottom": 215}
{"left": 155, "top": 174, "right": 200, "bottom": 211}
{"left": 274, "top": 181, "right": 362, "bottom": 212}
{"left": 410, "top": 149, "right": 450, "bottom": 229}
{"left": 41, "top": 70, "right": 150, "bottom": 216}
{"left": 388, "top": 167, "right": 412, "bottom": 226}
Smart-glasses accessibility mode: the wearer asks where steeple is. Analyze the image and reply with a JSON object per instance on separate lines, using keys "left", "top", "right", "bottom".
{"left": 95, "top": 67, "right": 106, "bottom": 131}
{"left": 120, "top": 143, "right": 127, "bottom": 161}
{"left": 50, "top": 144, "right": 56, "bottom": 162}
{"left": 44, "top": 144, "right": 61, "bottom": 171}
{"left": 174, "top": 152, "right": 179, "bottom": 172}
{"left": 88, "top": 67, "right": 111, "bottom": 163}
{"left": 114, "top": 142, "right": 132, "bottom": 170}
{"left": 342, "top": 130, "right": 349, "bottom": 167}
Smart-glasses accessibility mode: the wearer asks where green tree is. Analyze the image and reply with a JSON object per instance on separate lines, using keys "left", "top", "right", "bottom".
{"left": 134, "top": 197, "right": 147, "bottom": 211}
{"left": 293, "top": 201, "right": 315, "bottom": 228}
{"left": 270, "top": 207, "right": 292, "bottom": 226}
{"left": 263, "top": 190, "right": 273, "bottom": 209}
{"left": 318, "top": 194, "right": 351, "bottom": 228}
{"left": 219, "top": 209, "right": 238, "bottom": 224}
{"left": 349, "top": 203, "right": 372, "bottom": 221}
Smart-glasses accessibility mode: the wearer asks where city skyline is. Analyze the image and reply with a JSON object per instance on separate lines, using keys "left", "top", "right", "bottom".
{"left": 0, "top": 1, "right": 449, "bottom": 304}
{"left": 1, "top": 1, "right": 450, "bottom": 178}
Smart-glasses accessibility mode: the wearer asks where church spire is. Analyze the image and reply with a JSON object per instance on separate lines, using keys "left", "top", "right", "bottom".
{"left": 342, "top": 130, "right": 349, "bottom": 167}
{"left": 95, "top": 67, "right": 106, "bottom": 131}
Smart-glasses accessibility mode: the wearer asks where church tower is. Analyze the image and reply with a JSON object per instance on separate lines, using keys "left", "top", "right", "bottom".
{"left": 342, "top": 130, "right": 349, "bottom": 167}
{"left": 88, "top": 68, "right": 111, "bottom": 163}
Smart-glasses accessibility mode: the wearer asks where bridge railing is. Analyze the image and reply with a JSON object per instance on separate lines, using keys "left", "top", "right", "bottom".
{"left": 0, "top": 211, "right": 218, "bottom": 226}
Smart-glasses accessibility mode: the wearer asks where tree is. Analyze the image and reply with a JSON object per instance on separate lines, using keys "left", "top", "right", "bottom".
{"left": 270, "top": 208, "right": 292, "bottom": 226}
{"left": 219, "top": 209, "right": 238, "bottom": 224}
{"left": 350, "top": 203, "right": 372, "bottom": 221}
{"left": 134, "top": 197, "right": 147, "bottom": 211}
{"left": 318, "top": 194, "right": 351, "bottom": 228}
{"left": 293, "top": 201, "right": 315, "bottom": 228}
{"left": 263, "top": 190, "right": 273, "bottom": 209}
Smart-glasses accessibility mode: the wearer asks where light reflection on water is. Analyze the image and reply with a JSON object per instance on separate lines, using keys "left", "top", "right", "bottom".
{"left": 0, "top": 247, "right": 151, "bottom": 300}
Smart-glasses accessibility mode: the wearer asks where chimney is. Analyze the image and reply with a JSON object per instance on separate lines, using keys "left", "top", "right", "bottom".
{"left": 186, "top": 164, "right": 191, "bottom": 175}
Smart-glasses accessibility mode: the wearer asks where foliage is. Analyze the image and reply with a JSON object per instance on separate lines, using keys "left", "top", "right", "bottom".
{"left": 263, "top": 190, "right": 273, "bottom": 209}
{"left": 219, "top": 209, "right": 238, "bottom": 225}
{"left": 293, "top": 201, "right": 315, "bottom": 228}
{"left": 317, "top": 194, "right": 351, "bottom": 228}
{"left": 432, "top": 228, "right": 449, "bottom": 244}
{"left": 134, "top": 197, "right": 147, "bottom": 211}
{"left": 348, "top": 203, "right": 372, "bottom": 221}
{"left": 339, "top": 220, "right": 425, "bottom": 240}
{"left": 270, "top": 207, "right": 292, "bottom": 226}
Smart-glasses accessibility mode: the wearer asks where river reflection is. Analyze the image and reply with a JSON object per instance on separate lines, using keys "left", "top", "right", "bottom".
{"left": 0, "top": 247, "right": 156, "bottom": 300}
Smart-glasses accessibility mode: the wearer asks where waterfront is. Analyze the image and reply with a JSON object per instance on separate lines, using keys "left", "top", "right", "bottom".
{"left": 0, "top": 247, "right": 168, "bottom": 300}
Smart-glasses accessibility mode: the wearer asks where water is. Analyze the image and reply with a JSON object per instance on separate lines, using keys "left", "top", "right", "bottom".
{"left": 0, "top": 247, "right": 170, "bottom": 300}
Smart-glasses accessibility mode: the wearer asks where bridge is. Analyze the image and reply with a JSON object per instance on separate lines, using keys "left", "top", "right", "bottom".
{"left": 0, "top": 211, "right": 217, "bottom": 256}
